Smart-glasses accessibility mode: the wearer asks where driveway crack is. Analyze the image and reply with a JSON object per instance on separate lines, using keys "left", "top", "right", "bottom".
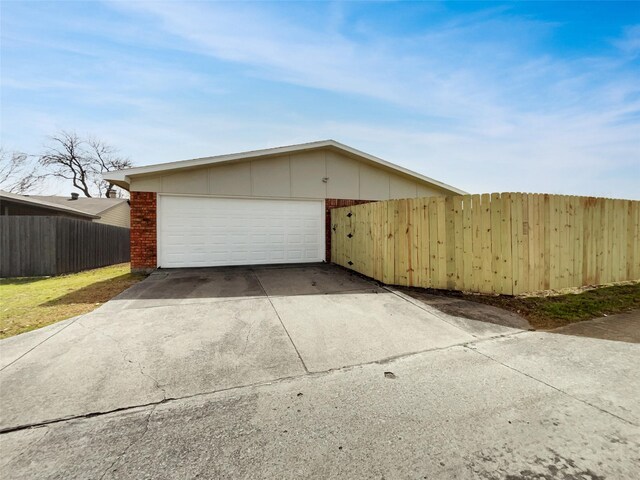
{"left": 98, "top": 405, "right": 156, "bottom": 480}
{"left": 75, "top": 321, "right": 167, "bottom": 400}
{"left": 1, "top": 426, "right": 49, "bottom": 469}
{"left": 241, "top": 316, "right": 258, "bottom": 357}
{"left": 1, "top": 332, "right": 533, "bottom": 435}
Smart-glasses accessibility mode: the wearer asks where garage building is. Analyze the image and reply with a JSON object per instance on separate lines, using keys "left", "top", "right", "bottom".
{"left": 104, "top": 140, "right": 465, "bottom": 272}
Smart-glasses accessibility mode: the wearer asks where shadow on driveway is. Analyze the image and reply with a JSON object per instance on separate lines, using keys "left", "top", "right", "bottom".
{"left": 102, "top": 263, "right": 383, "bottom": 304}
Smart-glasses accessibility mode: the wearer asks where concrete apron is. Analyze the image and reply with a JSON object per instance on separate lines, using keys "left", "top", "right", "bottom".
{"left": 0, "top": 264, "right": 521, "bottom": 432}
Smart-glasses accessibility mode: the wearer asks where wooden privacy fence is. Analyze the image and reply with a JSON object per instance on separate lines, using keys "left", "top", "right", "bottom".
{"left": 0, "top": 216, "right": 130, "bottom": 277}
{"left": 331, "top": 193, "right": 640, "bottom": 295}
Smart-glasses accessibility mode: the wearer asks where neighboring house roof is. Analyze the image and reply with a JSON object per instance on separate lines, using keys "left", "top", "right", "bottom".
{"left": 104, "top": 140, "right": 467, "bottom": 195}
{"left": 30, "top": 195, "right": 129, "bottom": 216}
{"left": 0, "top": 190, "right": 99, "bottom": 219}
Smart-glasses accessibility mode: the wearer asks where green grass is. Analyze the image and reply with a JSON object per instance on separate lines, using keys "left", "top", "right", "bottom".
{"left": 462, "top": 283, "right": 640, "bottom": 330}
{"left": 0, "top": 263, "right": 146, "bottom": 339}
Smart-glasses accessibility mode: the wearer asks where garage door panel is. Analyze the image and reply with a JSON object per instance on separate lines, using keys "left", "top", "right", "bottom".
{"left": 158, "top": 196, "right": 324, "bottom": 268}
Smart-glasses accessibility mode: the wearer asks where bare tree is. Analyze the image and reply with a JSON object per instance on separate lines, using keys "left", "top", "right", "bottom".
{"left": 87, "top": 137, "right": 132, "bottom": 198}
{"left": 39, "top": 131, "right": 132, "bottom": 197}
{"left": 0, "top": 148, "right": 44, "bottom": 194}
{"left": 40, "top": 131, "right": 93, "bottom": 197}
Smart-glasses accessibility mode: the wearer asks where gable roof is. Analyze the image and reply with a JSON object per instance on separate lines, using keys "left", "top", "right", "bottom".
{"left": 0, "top": 190, "right": 99, "bottom": 219}
{"left": 30, "top": 195, "right": 129, "bottom": 216}
{"left": 103, "top": 140, "right": 467, "bottom": 195}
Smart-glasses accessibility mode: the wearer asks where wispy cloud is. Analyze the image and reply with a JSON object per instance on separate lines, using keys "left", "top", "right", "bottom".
{"left": 1, "top": 1, "right": 638, "bottom": 198}
{"left": 103, "top": 1, "right": 640, "bottom": 197}
{"left": 614, "top": 24, "right": 640, "bottom": 56}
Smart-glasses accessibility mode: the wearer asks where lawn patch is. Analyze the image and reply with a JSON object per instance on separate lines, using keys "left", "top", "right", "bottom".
{"left": 0, "top": 264, "right": 145, "bottom": 339}
{"left": 458, "top": 283, "right": 640, "bottom": 330}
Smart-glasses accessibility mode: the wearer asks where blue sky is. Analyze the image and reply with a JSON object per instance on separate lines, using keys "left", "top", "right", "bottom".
{"left": 1, "top": 1, "right": 639, "bottom": 198}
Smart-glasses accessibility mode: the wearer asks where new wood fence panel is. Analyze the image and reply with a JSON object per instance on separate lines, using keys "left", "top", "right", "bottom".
{"left": 1, "top": 216, "right": 130, "bottom": 277}
{"left": 410, "top": 199, "right": 421, "bottom": 286}
{"left": 350, "top": 204, "right": 361, "bottom": 274}
{"left": 573, "top": 196, "right": 582, "bottom": 287}
{"left": 511, "top": 193, "right": 524, "bottom": 294}
{"left": 581, "top": 197, "right": 591, "bottom": 286}
{"left": 603, "top": 198, "right": 611, "bottom": 283}
{"left": 436, "top": 197, "right": 447, "bottom": 290}
{"left": 395, "top": 199, "right": 409, "bottom": 286}
{"left": 501, "top": 193, "right": 513, "bottom": 294}
{"left": 445, "top": 196, "right": 456, "bottom": 290}
{"left": 480, "top": 194, "right": 492, "bottom": 293}
{"left": 471, "top": 194, "right": 482, "bottom": 292}
{"left": 626, "top": 199, "right": 635, "bottom": 279}
{"left": 383, "top": 201, "right": 395, "bottom": 284}
{"left": 548, "top": 195, "right": 558, "bottom": 290}
{"left": 530, "top": 194, "right": 540, "bottom": 291}
{"left": 462, "top": 195, "right": 473, "bottom": 289}
{"left": 631, "top": 201, "right": 636, "bottom": 279}
{"left": 566, "top": 195, "right": 575, "bottom": 287}
{"left": 617, "top": 199, "right": 626, "bottom": 283}
{"left": 522, "top": 193, "right": 531, "bottom": 293}
{"left": 490, "top": 193, "right": 502, "bottom": 294}
{"left": 331, "top": 193, "right": 639, "bottom": 296}
{"left": 453, "top": 196, "right": 464, "bottom": 291}
{"left": 372, "top": 202, "right": 385, "bottom": 282}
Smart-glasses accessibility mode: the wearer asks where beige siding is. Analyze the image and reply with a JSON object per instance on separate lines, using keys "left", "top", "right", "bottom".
{"left": 251, "top": 156, "right": 291, "bottom": 197}
{"left": 132, "top": 175, "right": 162, "bottom": 192}
{"left": 326, "top": 151, "right": 359, "bottom": 198}
{"left": 130, "top": 151, "right": 449, "bottom": 200}
{"left": 94, "top": 202, "right": 130, "bottom": 228}
{"left": 290, "top": 151, "right": 327, "bottom": 198}
{"left": 359, "top": 164, "right": 389, "bottom": 200}
{"left": 161, "top": 169, "right": 208, "bottom": 194}
{"left": 391, "top": 176, "right": 418, "bottom": 198}
{"left": 209, "top": 162, "right": 251, "bottom": 196}
{"left": 417, "top": 184, "right": 445, "bottom": 197}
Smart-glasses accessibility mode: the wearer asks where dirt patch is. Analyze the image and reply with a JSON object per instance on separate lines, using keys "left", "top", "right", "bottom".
{"left": 399, "top": 283, "right": 640, "bottom": 331}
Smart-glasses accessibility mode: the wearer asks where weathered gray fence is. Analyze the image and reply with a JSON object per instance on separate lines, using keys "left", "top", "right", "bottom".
{"left": 0, "top": 216, "right": 130, "bottom": 277}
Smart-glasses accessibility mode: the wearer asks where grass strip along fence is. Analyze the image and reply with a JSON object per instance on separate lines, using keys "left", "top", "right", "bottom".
{"left": 331, "top": 193, "right": 640, "bottom": 295}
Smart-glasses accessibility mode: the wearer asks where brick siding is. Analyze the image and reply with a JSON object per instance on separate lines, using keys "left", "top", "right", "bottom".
{"left": 325, "top": 198, "right": 374, "bottom": 262}
{"left": 130, "top": 191, "right": 157, "bottom": 272}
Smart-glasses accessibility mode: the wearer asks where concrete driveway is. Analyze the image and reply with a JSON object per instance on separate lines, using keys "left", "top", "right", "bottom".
{"left": 0, "top": 264, "right": 517, "bottom": 431}
{"left": 1, "top": 264, "right": 638, "bottom": 479}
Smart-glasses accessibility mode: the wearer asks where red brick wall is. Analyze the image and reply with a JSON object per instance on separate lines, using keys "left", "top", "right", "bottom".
{"left": 325, "top": 198, "right": 374, "bottom": 262}
{"left": 130, "top": 191, "right": 157, "bottom": 272}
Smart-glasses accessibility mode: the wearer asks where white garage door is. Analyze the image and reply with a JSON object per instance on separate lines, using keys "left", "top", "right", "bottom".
{"left": 158, "top": 196, "right": 325, "bottom": 268}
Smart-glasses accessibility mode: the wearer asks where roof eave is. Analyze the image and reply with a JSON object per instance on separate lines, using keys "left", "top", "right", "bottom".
{"left": 104, "top": 177, "right": 131, "bottom": 191}
{"left": 93, "top": 200, "right": 131, "bottom": 215}
{"left": 0, "top": 195, "right": 100, "bottom": 219}
{"left": 103, "top": 140, "right": 468, "bottom": 195}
